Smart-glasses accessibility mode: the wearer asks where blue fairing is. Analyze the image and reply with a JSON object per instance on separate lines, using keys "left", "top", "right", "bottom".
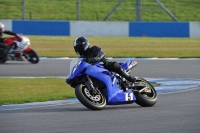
{"left": 66, "top": 60, "right": 90, "bottom": 85}
{"left": 120, "top": 59, "right": 131, "bottom": 69}
{"left": 66, "top": 58, "right": 136, "bottom": 105}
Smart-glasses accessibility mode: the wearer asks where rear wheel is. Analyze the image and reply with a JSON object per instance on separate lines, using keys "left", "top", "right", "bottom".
{"left": 24, "top": 50, "right": 39, "bottom": 64}
{"left": 0, "top": 49, "right": 7, "bottom": 63}
{"left": 75, "top": 83, "right": 106, "bottom": 110}
{"left": 133, "top": 78, "right": 157, "bottom": 107}
{"left": 0, "top": 58, "right": 7, "bottom": 63}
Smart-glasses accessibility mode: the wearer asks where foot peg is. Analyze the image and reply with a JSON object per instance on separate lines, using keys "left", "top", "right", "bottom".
{"left": 126, "top": 61, "right": 137, "bottom": 72}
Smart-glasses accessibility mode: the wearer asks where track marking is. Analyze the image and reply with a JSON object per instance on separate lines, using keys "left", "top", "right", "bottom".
{"left": 39, "top": 57, "right": 200, "bottom": 61}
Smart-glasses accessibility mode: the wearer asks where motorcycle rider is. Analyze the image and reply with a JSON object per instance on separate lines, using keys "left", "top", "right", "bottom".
{"left": 0, "top": 23, "right": 22, "bottom": 58}
{"left": 73, "top": 36, "right": 137, "bottom": 88}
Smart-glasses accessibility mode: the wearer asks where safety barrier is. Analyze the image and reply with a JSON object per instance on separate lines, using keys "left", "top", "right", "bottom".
{"left": 0, "top": 20, "right": 199, "bottom": 38}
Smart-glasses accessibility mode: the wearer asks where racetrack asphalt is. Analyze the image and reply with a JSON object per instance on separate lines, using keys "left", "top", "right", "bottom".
{"left": 0, "top": 58, "right": 200, "bottom": 133}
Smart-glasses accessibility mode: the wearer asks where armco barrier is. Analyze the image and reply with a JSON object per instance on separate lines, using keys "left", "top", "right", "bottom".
{"left": 0, "top": 20, "right": 199, "bottom": 37}
{"left": 12, "top": 20, "right": 70, "bottom": 36}
{"left": 189, "top": 22, "right": 200, "bottom": 38}
{"left": 70, "top": 21, "right": 129, "bottom": 37}
{"left": 129, "top": 22, "right": 189, "bottom": 37}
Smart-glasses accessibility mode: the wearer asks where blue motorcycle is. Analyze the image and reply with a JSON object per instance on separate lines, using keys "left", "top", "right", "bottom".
{"left": 66, "top": 58, "right": 157, "bottom": 110}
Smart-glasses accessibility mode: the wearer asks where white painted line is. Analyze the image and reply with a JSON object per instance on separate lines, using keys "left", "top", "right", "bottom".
{"left": 0, "top": 99, "right": 79, "bottom": 111}
{"left": 158, "top": 87, "right": 200, "bottom": 95}
{"left": 39, "top": 57, "right": 200, "bottom": 60}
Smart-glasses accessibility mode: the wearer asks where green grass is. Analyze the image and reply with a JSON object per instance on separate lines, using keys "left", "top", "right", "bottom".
{"left": 0, "top": 78, "right": 75, "bottom": 105}
{"left": 28, "top": 36, "right": 200, "bottom": 58}
{"left": 0, "top": 0, "right": 200, "bottom": 21}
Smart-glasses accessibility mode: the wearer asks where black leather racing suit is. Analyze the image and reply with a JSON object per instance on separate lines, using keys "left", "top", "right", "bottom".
{"left": 81, "top": 46, "right": 136, "bottom": 83}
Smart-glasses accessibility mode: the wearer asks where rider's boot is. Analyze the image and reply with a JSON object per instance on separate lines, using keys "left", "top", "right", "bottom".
{"left": 118, "top": 68, "right": 137, "bottom": 92}
{"left": 118, "top": 68, "right": 137, "bottom": 83}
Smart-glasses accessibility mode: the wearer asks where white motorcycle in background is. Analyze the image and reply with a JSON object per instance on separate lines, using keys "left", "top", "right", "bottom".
{"left": 0, "top": 35, "right": 39, "bottom": 64}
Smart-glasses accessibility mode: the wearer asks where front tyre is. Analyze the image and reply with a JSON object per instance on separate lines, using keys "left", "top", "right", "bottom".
{"left": 75, "top": 83, "right": 106, "bottom": 110}
{"left": 134, "top": 78, "right": 157, "bottom": 107}
{"left": 24, "top": 50, "right": 39, "bottom": 64}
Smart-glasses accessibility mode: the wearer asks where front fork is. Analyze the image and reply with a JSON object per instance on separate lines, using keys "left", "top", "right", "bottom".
{"left": 22, "top": 47, "right": 32, "bottom": 59}
{"left": 84, "top": 75, "right": 100, "bottom": 95}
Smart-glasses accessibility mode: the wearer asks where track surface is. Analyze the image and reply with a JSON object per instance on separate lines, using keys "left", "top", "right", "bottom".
{"left": 0, "top": 59, "right": 200, "bottom": 78}
{"left": 0, "top": 59, "right": 200, "bottom": 133}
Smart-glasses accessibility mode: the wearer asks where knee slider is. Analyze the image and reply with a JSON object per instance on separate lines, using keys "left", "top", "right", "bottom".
{"left": 109, "top": 61, "right": 121, "bottom": 73}
{"left": 112, "top": 62, "right": 120, "bottom": 69}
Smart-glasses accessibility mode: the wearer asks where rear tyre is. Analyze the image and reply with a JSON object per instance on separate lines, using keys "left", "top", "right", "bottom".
{"left": 24, "top": 50, "right": 39, "bottom": 64}
{"left": 75, "top": 83, "right": 106, "bottom": 110}
{"left": 134, "top": 78, "right": 157, "bottom": 107}
{"left": 0, "top": 58, "right": 7, "bottom": 63}
{"left": 0, "top": 49, "right": 7, "bottom": 63}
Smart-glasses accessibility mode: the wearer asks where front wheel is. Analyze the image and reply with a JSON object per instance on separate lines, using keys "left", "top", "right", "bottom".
{"left": 133, "top": 78, "right": 157, "bottom": 107}
{"left": 75, "top": 83, "right": 106, "bottom": 110}
{"left": 24, "top": 50, "right": 39, "bottom": 64}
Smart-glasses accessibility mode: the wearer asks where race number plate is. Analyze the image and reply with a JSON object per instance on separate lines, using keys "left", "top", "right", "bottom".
{"left": 125, "top": 93, "right": 133, "bottom": 101}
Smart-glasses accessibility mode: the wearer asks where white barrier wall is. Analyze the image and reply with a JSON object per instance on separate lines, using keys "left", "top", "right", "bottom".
{"left": 1, "top": 20, "right": 200, "bottom": 38}
{"left": 0, "top": 20, "right": 12, "bottom": 31}
{"left": 190, "top": 22, "right": 200, "bottom": 38}
{"left": 70, "top": 21, "right": 129, "bottom": 37}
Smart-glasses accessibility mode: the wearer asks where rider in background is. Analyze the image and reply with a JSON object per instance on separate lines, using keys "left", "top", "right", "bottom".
{"left": 0, "top": 23, "right": 22, "bottom": 54}
{"left": 73, "top": 36, "right": 137, "bottom": 86}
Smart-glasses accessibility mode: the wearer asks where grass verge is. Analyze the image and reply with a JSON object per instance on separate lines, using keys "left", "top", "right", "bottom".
{"left": 0, "top": 78, "right": 75, "bottom": 105}
{"left": 29, "top": 36, "right": 200, "bottom": 58}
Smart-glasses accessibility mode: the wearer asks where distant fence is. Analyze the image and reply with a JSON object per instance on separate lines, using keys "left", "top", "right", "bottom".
{"left": 0, "top": 20, "right": 200, "bottom": 38}
{"left": 0, "top": 0, "right": 200, "bottom": 22}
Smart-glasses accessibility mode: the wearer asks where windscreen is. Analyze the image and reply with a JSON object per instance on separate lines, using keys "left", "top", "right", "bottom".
{"left": 69, "top": 58, "right": 83, "bottom": 75}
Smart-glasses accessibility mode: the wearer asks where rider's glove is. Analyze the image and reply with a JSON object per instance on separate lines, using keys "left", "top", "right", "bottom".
{"left": 89, "top": 57, "right": 101, "bottom": 63}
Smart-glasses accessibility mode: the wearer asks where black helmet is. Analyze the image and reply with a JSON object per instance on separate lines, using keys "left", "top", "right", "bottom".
{"left": 73, "top": 36, "right": 90, "bottom": 56}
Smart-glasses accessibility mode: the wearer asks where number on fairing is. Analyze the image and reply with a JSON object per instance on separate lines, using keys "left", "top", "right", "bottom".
{"left": 125, "top": 93, "right": 133, "bottom": 101}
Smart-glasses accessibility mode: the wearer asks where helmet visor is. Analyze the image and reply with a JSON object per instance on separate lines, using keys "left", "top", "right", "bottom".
{"left": 74, "top": 44, "right": 84, "bottom": 56}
